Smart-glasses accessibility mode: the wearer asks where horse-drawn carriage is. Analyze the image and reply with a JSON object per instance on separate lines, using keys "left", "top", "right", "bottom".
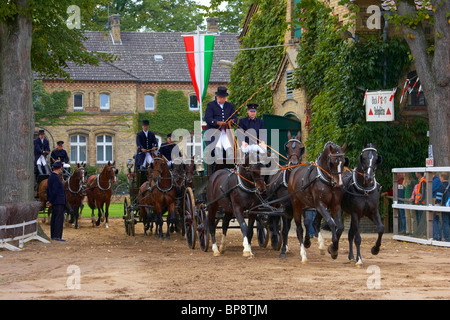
{"left": 122, "top": 128, "right": 385, "bottom": 265}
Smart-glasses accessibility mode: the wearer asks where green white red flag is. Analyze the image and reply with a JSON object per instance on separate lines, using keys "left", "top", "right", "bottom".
{"left": 182, "top": 33, "right": 215, "bottom": 104}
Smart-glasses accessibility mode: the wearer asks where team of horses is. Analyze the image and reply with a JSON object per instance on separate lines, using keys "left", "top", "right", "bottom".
{"left": 38, "top": 161, "right": 118, "bottom": 229}
{"left": 36, "top": 134, "right": 384, "bottom": 267}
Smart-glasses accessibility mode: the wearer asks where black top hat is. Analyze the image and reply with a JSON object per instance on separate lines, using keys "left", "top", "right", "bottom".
{"left": 215, "top": 86, "right": 229, "bottom": 97}
{"left": 38, "top": 130, "right": 45, "bottom": 135}
{"left": 166, "top": 133, "right": 172, "bottom": 139}
{"left": 142, "top": 119, "right": 149, "bottom": 126}
{"left": 52, "top": 161, "right": 62, "bottom": 168}
{"left": 247, "top": 103, "right": 259, "bottom": 111}
{"left": 57, "top": 141, "right": 64, "bottom": 146}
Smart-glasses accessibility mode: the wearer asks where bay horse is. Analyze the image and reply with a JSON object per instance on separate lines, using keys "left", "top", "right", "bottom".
{"left": 65, "top": 162, "right": 87, "bottom": 229}
{"left": 288, "top": 141, "right": 348, "bottom": 263}
{"left": 139, "top": 155, "right": 179, "bottom": 238}
{"left": 86, "top": 161, "right": 118, "bottom": 228}
{"left": 342, "top": 143, "right": 383, "bottom": 267}
{"left": 263, "top": 131, "right": 306, "bottom": 257}
{"left": 206, "top": 153, "right": 267, "bottom": 258}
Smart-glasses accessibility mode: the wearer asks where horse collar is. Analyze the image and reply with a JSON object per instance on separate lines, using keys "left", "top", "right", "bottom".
{"left": 236, "top": 166, "right": 257, "bottom": 193}
{"left": 352, "top": 169, "right": 378, "bottom": 195}
{"left": 315, "top": 161, "right": 333, "bottom": 185}
{"left": 96, "top": 173, "right": 112, "bottom": 191}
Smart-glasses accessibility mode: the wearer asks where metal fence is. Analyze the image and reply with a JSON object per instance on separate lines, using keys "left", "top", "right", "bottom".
{"left": 392, "top": 167, "right": 450, "bottom": 247}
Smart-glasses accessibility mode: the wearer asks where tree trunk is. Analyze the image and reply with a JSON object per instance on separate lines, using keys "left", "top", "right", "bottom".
{"left": 398, "top": 0, "right": 450, "bottom": 166}
{"left": 0, "top": 0, "right": 34, "bottom": 203}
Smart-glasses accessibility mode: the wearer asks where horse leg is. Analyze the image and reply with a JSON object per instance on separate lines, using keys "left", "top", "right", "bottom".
{"left": 316, "top": 204, "right": 339, "bottom": 259}
{"left": 370, "top": 211, "right": 385, "bottom": 256}
{"left": 208, "top": 203, "right": 220, "bottom": 256}
{"left": 235, "top": 211, "right": 253, "bottom": 259}
{"left": 303, "top": 211, "right": 311, "bottom": 249}
{"left": 74, "top": 207, "right": 79, "bottom": 230}
{"left": 104, "top": 201, "right": 110, "bottom": 229}
{"left": 219, "top": 213, "right": 232, "bottom": 254}
{"left": 157, "top": 214, "right": 164, "bottom": 240}
{"left": 293, "top": 209, "right": 307, "bottom": 264}
{"left": 348, "top": 219, "right": 356, "bottom": 262}
{"left": 246, "top": 214, "right": 256, "bottom": 245}
{"left": 279, "top": 216, "right": 292, "bottom": 259}
{"left": 313, "top": 213, "right": 326, "bottom": 255}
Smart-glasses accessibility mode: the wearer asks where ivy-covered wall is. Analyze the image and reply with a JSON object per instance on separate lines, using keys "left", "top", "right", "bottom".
{"left": 293, "top": 0, "right": 429, "bottom": 191}
{"left": 229, "top": 0, "right": 288, "bottom": 117}
{"left": 138, "top": 89, "right": 211, "bottom": 138}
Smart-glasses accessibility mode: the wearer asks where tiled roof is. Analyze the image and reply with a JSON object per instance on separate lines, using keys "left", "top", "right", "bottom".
{"left": 50, "top": 31, "right": 239, "bottom": 83}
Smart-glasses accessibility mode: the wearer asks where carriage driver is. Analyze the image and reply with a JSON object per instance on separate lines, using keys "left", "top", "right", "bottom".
{"left": 51, "top": 141, "right": 70, "bottom": 177}
{"left": 204, "top": 86, "right": 238, "bottom": 165}
{"left": 136, "top": 119, "right": 158, "bottom": 170}
{"left": 159, "top": 133, "right": 182, "bottom": 167}
{"left": 237, "top": 103, "right": 267, "bottom": 154}
{"left": 34, "top": 129, "right": 51, "bottom": 175}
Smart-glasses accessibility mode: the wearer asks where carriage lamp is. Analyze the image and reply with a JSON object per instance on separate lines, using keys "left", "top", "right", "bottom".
{"left": 127, "top": 159, "right": 134, "bottom": 172}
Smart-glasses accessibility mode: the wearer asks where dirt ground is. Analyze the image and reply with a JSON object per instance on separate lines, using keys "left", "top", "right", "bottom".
{"left": 1, "top": 216, "right": 449, "bottom": 300}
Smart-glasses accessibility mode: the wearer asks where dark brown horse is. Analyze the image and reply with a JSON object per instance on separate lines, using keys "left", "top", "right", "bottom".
{"left": 139, "top": 155, "right": 179, "bottom": 239}
{"left": 86, "top": 161, "right": 117, "bottom": 228}
{"left": 206, "top": 153, "right": 267, "bottom": 258}
{"left": 288, "top": 141, "right": 348, "bottom": 263}
{"left": 264, "top": 131, "right": 306, "bottom": 257}
{"left": 342, "top": 143, "right": 383, "bottom": 267}
{"left": 65, "top": 162, "right": 87, "bottom": 229}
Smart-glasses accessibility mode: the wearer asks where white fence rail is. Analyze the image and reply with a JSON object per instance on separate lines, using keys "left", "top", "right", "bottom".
{"left": 392, "top": 167, "right": 450, "bottom": 247}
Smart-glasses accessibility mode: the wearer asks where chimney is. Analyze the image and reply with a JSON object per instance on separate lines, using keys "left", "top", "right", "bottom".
{"left": 109, "top": 14, "right": 121, "bottom": 45}
{"left": 206, "top": 17, "right": 219, "bottom": 33}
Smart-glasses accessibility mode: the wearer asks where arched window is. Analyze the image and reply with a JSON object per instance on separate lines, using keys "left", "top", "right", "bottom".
{"left": 100, "top": 93, "right": 110, "bottom": 110}
{"left": 145, "top": 94, "right": 155, "bottom": 111}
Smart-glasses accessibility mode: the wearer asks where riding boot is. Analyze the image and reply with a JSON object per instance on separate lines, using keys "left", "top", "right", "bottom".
{"left": 37, "top": 165, "right": 44, "bottom": 175}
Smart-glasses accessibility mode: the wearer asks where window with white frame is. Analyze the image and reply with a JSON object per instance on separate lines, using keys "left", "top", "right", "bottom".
{"left": 73, "top": 94, "right": 83, "bottom": 110}
{"left": 100, "top": 93, "right": 110, "bottom": 110}
{"left": 70, "top": 135, "right": 87, "bottom": 163}
{"left": 189, "top": 94, "right": 199, "bottom": 111}
{"left": 96, "top": 135, "right": 113, "bottom": 163}
{"left": 145, "top": 94, "right": 155, "bottom": 111}
{"left": 186, "top": 134, "right": 202, "bottom": 158}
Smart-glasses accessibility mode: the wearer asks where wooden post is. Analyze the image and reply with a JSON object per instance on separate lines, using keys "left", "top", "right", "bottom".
{"left": 426, "top": 171, "right": 434, "bottom": 239}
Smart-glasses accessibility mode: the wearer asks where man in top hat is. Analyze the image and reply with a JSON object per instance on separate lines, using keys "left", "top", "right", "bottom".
{"left": 136, "top": 119, "right": 158, "bottom": 170}
{"left": 238, "top": 103, "right": 267, "bottom": 153}
{"left": 159, "top": 133, "right": 181, "bottom": 167}
{"left": 204, "top": 86, "right": 238, "bottom": 161}
{"left": 46, "top": 161, "right": 66, "bottom": 241}
{"left": 34, "top": 129, "right": 51, "bottom": 175}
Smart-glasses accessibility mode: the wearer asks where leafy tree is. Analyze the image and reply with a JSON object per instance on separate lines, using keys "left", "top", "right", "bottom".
{"left": 0, "top": 0, "right": 114, "bottom": 203}
{"left": 203, "top": 0, "right": 254, "bottom": 33}
{"left": 91, "top": 0, "right": 204, "bottom": 32}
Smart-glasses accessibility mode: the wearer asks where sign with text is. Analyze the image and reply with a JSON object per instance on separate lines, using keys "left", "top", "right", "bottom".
{"left": 365, "top": 90, "right": 394, "bottom": 122}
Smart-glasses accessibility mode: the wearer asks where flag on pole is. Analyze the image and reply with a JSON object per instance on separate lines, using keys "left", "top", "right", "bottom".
{"left": 182, "top": 33, "right": 215, "bottom": 104}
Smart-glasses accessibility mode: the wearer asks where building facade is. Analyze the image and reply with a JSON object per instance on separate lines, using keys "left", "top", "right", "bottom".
{"left": 38, "top": 15, "right": 239, "bottom": 172}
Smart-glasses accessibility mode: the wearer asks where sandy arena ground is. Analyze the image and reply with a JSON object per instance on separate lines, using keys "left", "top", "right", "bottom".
{"left": 1, "top": 216, "right": 449, "bottom": 300}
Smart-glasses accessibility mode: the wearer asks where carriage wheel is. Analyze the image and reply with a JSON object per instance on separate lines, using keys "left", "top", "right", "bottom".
{"left": 272, "top": 216, "right": 283, "bottom": 251}
{"left": 123, "top": 197, "right": 135, "bottom": 236}
{"left": 183, "top": 187, "right": 197, "bottom": 249}
{"left": 197, "top": 204, "right": 210, "bottom": 252}
{"left": 257, "top": 215, "right": 270, "bottom": 248}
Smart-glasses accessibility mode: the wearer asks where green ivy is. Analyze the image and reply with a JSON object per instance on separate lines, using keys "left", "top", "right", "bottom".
{"left": 229, "top": 0, "right": 287, "bottom": 117}
{"left": 293, "top": 0, "right": 429, "bottom": 191}
{"left": 138, "top": 89, "right": 207, "bottom": 137}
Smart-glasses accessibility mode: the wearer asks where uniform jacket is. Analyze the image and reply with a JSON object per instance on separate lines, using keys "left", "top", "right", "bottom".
{"left": 159, "top": 142, "right": 181, "bottom": 162}
{"left": 50, "top": 149, "right": 69, "bottom": 165}
{"left": 34, "top": 137, "right": 50, "bottom": 165}
{"left": 204, "top": 100, "right": 237, "bottom": 146}
{"left": 238, "top": 116, "right": 266, "bottom": 144}
{"left": 47, "top": 172, "right": 66, "bottom": 205}
{"left": 135, "top": 130, "right": 158, "bottom": 166}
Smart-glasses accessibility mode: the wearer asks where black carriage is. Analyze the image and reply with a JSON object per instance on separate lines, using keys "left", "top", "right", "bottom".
{"left": 182, "top": 156, "right": 285, "bottom": 252}
{"left": 122, "top": 161, "right": 151, "bottom": 236}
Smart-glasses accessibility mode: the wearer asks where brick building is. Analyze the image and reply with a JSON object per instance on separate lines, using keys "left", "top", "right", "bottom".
{"left": 37, "top": 15, "right": 239, "bottom": 172}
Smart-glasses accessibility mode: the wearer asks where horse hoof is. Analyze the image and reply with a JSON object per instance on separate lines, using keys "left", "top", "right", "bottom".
{"left": 319, "top": 249, "right": 326, "bottom": 255}
{"left": 219, "top": 246, "right": 226, "bottom": 254}
{"left": 105, "top": 223, "right": 109, "bottom": 229}
{"left": 328, "top": 245, "right": 338, "bottom": 259}
{"left": 279, "top": 253, "right": 286, "bottom": 259}
{"left": 301, "top": 259, "right": 308, "bottom": 265}
{"left": 243, "top": 251, "right": 252, "bottom": 258}
{"left": 304, "top": 239, "right": 311, "bottom": 249}
{"left": 213, "top": 251, "right": 221, "bottom": 257}
{"left": 371, "top": 246, "right": 380, "bottom": 255}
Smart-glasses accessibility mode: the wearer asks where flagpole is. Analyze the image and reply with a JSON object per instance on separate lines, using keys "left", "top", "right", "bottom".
{"left": 197, "top": 25, "right": 204, "bottom": 161}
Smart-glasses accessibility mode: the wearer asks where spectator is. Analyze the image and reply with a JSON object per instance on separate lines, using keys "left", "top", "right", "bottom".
{"left": 403, "top": 172, "right": 417, "bottom": 235}
{"left": 435, "top": 172, "right": 450, "bottom": 242}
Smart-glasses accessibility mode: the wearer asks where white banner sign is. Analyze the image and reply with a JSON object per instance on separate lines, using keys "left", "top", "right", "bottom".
{"left": 365, "top": 90, "right": 395, "bottom": 122}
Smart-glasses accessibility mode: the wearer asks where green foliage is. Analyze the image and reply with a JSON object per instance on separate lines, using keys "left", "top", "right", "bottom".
{"left": 91, "top": 0, "right": 204, "bottom": 32}
{"left": 228, "top": 0, "right": 287, "bottom": 117}
{"left": 138, "top": 89, "right": 201, "bottom": 137}
{"left": 294, "top": 0, "right": 429, "bottom": 190}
